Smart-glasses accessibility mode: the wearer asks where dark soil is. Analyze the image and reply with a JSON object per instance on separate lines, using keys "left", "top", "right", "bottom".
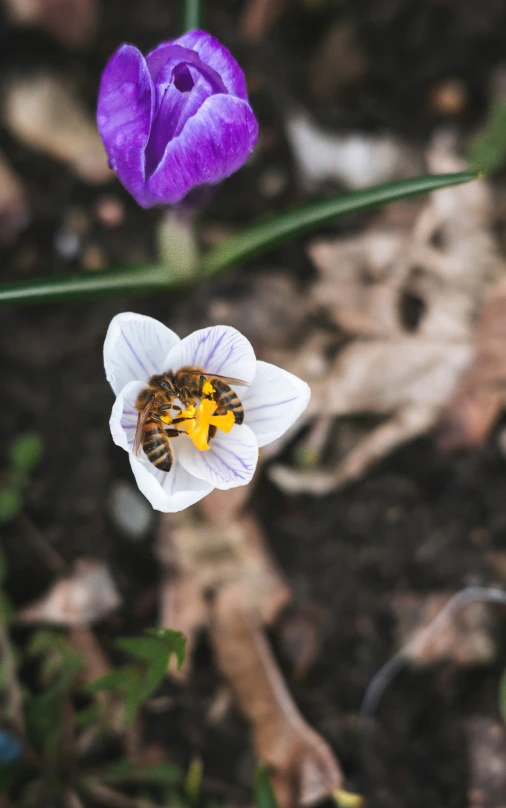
{"left": 2, "top": 1, "right": 506, "bottom": 807}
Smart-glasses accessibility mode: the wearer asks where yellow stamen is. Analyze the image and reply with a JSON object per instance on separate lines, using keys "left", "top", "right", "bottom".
{"left": 202, "top": 379, "right": 216, "bottom": 396}
{"left": 181, "top": 398, "right": 235, "bottom": 451}
{"left": 159, "top": 413, "right": 173, "bottom": 425}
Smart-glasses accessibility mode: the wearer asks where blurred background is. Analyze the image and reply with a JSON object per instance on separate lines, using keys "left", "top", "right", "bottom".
{"left": 2, "top": 1, "right": 506, "bottom": 807}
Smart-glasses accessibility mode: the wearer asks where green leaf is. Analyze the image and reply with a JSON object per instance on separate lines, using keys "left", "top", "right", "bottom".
{"left": 99, "top": 759, "right": 181, "bottom": 787}
{"left": 201, "top": 171, "right": 478, "bottom": 276}
{"left": 9, "top": 433, "right": 43, "bottom": 474}
{"left": 0, "top": 487, "right": 22, "bottom": 523}
{"left": 254, "top": 766, "right": 278, "bottom": 808}
{"left": 87, "top": 630, "right": 186, "bottom": 725}
{"left": 0, "top": 172, "right": 477, "bottom": 307}
{"left": 144, "top": 628, "right": 187, "bottom": 672}
{"left": 85, "top": 666, "right": 134, "bottom": 694}
{"left": 500, "top": 667, "right": 506, "bottom": 724}
{"left": 182, "top": 0, "right": 202, "bottom": 31}
{"left": 0, "top": 264, "right": 173, "bottom": 307}
{"left": 184, "top": 756, "right": 203, "bottom": 807}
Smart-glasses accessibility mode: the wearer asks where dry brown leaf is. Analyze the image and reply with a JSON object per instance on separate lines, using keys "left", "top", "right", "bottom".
{"left": 17, "top": 559, "right": 121, "bottom": 627}
{"left": 467, "top": 719, "right": 506, "bottom": 808}
{"left": 210, "top": 583, "right": 343, "bottom": 807}
{"left": 4, "top": 74, "right": 110, "bottom": 183}
{"left": 393, "top": 593, "right": 496, "bottom": 667}
{"left": 267, "top": 134, "right": 505, "bottom": 494}
{"left": 269, "top": 336, "right": 471, "bottom": 494}
{"left": 438, "top": 278, "right": 506, "bottom": 450}
{"left": 240, "top": 0, "right": 289, "bottom": 43}
{"left": 158, "top": 570, "right": 207, "bottom": 679}
{"left": 4, "top": 0, "right": 98, "bottom": 47}
{"left": 0, "top": 150, "right": 29, "bottom": 245}
{"left": 157, "top": 489, "right": 291, "bottom": 677}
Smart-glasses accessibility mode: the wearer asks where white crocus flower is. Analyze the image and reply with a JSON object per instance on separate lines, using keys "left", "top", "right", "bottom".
{"left": 104, "top": 313, "right": 311, "bottom": 512}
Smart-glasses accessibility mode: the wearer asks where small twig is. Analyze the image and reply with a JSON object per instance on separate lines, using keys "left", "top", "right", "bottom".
{"left": 360, "top": 586, "right": 506, "bottom": 722}
{"left": 17, "top": 513, "right": 67, "bottom": 574}
{"left": 64, "top": 790, "right": 86, "bottom": 808}
{"left": 0, "top": 603, "right": 24, "bottom": 735}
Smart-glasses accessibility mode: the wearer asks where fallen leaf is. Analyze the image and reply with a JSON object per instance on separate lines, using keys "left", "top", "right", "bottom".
{"left": 438, "top": 278, "right": 506, "bottom": 450}
{"left": 17, "top": 560, "right": 121, "bottom": 627}
{"left": 157, "top": 498, "right": 291, "bottom": 678}
{"left": 467, "top": 718, "right": 506, "bottom": 808}
{"left": 241, "top": 0, "right": 289, "bottom": 43}
{"left": 0, "top": 151, "right": 29, "bottom": 246}
{"left": 393, "top": 592, "right": 496, "bottom": 667}
{"left": 268, "top": 133, "right": 505, "bottom": 494}
{"left": 210, "top": 583, "right": 344, "bottom": 807}
{"left": 4, "top": 74, "right": 110, "bottom": 183}
{"left": 4, "top": 0, "right": 98, "bottom": 47}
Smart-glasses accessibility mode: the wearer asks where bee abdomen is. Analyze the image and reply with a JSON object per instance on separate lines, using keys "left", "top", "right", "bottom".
{"left": 143, "top": 420, "right": 173, "bottom": 471}
{"left": 212, "top": 380, "right": 244, "bottom": 424}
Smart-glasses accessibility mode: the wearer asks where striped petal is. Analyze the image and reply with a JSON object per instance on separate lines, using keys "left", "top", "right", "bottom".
{"left": 129, "top": 455, "right": 213, "bottom": 512}
{"left": 109, "top": 380, "right": 145, "bottom": 453}
{"left": 242, "top": 361, "right": 311, "bottom": 447}
{"left": 163, "top": 324, "right": 257, "bottom": 384}
{"left": 177, "top": 423, "right": 258, "bottom": 490}
{"left": 104, "top": 312, "right": 180, "bottom": 395}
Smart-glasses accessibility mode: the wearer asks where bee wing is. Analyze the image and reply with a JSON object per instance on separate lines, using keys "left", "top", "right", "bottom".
{"left": 181, "top": 367, "right": 250, "bottom": 387}
{"left": 208, "top": 374, "right": 250, "bottom": 387}
{"left": 133, "top": 396, "right": 154, "bottom": 456}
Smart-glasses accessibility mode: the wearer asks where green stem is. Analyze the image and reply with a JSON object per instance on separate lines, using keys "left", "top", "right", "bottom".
{"left": 0, "top": 265, "right": 175, "bottom": 306}
{"left": 182, "top": 0, "right": 202, "bottom": 32}
{"left": 0, "top": 171, "right": 478, "bottom": 307}
{"left": 201, "top": 171, "right": 477, "bottom": 276}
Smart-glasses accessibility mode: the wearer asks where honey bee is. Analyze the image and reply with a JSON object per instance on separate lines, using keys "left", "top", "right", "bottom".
{"left": 133, "top": 367, "right": 248, "bottom": 472}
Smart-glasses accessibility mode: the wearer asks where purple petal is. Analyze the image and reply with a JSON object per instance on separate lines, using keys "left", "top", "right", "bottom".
{"left": 145, "top": 94, "right": 258, "bottom": 205}
{"left": 145, "top": 61, "right": 223, "bottom": 175}
{"left": 177, "top": 424, "right": 258, "bottom": 490}
{"left": 175, "top": 30, "right": 248, "bottom": 100}
{"left": 97, "top": 45, "right": 154, "bottom": 208}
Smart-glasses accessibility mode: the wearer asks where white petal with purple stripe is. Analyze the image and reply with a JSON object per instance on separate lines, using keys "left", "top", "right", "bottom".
{"left": 177, "top": 423, "right": 258, "bottom": 490}
{"left": 109, "top": 380, "right": 146, "bottom": 452}
{"left": 241, "top": 361, "right": 311, "bottom": 447}
{"left": 163, "top": 324, "right": 256, "bottom": 384}
{"left": 129, "top": 455, "right": 213, "bottom": 512}
{"left": 104, "top": 312, "right": 180, "bottom": 394}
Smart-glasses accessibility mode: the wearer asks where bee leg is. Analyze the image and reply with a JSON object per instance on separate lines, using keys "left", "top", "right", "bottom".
{"left": 171, "top": 416, "right": 193, "bottom": 425}
{"left": 164, "top": 429, "right": 182, "bottom": 438}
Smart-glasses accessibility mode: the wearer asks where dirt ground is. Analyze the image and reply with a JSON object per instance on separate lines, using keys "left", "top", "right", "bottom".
{"left": 2, "top": 1, "right": 506, "bottom": 807}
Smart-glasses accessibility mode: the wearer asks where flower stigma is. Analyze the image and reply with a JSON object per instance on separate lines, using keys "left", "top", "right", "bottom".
{"left": 156, "top": 397, "right": 235, "bottom": 452}
{"left": 179, "top": 399, "right": 235, "bottom": 451}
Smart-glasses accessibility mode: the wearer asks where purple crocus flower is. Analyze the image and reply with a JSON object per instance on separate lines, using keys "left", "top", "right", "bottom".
{"left": 97, "top": 30, "right": 258, "bottom": 208}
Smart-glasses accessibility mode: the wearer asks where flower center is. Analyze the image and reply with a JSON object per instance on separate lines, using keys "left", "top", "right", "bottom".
{"left": 173, "top": 63, "right": 195, "bottom": 93}
{"left": 179, "top": 399, "right": 235, "bottom": 451}
{"left": 159, "top": 397, "right": 235, "bottom": 452}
